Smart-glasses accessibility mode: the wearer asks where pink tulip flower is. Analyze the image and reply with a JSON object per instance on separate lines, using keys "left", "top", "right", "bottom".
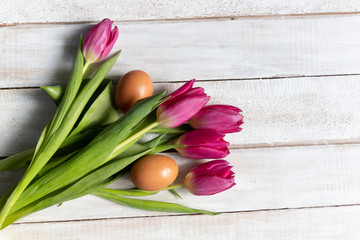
{"left": 183, "top": 160, "right": 236, "bottom": 195}
{"left": 189, "top": 105, "right": 244, "bottom": 133}
{"left": 175, "top": 129, "right": 230, "bottom": 159}
{"left": 83, "top": 18, "right": 119, "bottom": 63}
{"left": 157, "top": 80, "right": 210, "bottom": 128}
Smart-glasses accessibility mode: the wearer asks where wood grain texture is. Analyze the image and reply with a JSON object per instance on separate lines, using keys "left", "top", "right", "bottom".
{"left": 0, "top": 1, "right": 358, "bottom": 239}
{"left": 2, "top": 15, "right": 360, "bottom": 88}
{"left": 1, "top": 0, "right": 360, "bottom": 24}
{"left": 3, "top": 205, "right": 360, "bottom": 239}
{"left": 1, "top": 144, "right": 360, "bottom": 224}
{"left": 1, "top": 76, "right": 359, "bottom": 156}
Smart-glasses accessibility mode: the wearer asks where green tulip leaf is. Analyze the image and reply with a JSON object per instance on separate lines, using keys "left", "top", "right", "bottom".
{"left": 8, "top": 92, "right": 165, "bottom": 215}
{"left": 0, "top": 149, "right": 34, "bottom": 171}
{"left": 71, "top": 79, "right": 120, "bottom": 136}
{"left": 40, "top": 85, "right": 66, "bottom": 106}
{"left": 169, "top": 189, "right": 182, "bottom": 199}
{"left": 94, "top": 192, "right": 218, "bottom": 215}
{"left": 2, "top": 176, "right": 117, "bottom": 229}
{"left": 148, "top": 124, "right": 192, "bottom": 135}
{"left": 97, "top": 188, "right": 159, "bottom": 197}
{"left": 0, "top": 37, "right": 87, "bottom": 228}
{"left": 0, "top": 127, "right": 103, "bottom": 172}
{"left": 2, "top": 136, "right": 173, "bottom": 227}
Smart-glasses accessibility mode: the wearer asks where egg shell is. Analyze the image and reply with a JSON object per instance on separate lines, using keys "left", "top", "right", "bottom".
{"left": 130, "top": 154, "right": 179, "bottom": 191}
{"left": 115, "top": 70, "right": 153, "bottom": 113}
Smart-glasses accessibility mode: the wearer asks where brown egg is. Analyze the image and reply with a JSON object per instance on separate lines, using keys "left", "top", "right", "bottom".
{"left": 130, "top": 154, "right": 179, "bottom": 191}
{"left": 115, "top": 70, "right": 153, "bottom": 113}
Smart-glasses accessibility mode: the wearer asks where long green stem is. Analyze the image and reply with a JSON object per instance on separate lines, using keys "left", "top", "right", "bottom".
{"left": 82, "top": 62, "right": 90, "bottom": 75}
{"left": 107, "top": 122, "right": 159, "bottom": 160}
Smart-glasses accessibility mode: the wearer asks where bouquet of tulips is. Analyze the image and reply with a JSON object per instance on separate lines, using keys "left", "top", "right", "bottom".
{"left": 0, "top": 19, "right": 243, "bottom": 230}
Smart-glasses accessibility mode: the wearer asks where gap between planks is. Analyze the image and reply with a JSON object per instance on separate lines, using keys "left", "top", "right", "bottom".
{"left": 11, "top": 203, "right": 360, "bottom": 226}
{"left": 230, "top": 138, "right": 360, "bottom": 150}
{"left": 2, "top": 73, "right": 360, "bottom": 90}
{"left": 2, "top": 11, "right": 360, "bottom": 28}
{"left": 2, "top": 139, "right": 360, "bottom": 159}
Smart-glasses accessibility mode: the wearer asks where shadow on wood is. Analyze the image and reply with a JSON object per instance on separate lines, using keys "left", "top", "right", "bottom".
{"left": 0, "top": 169, "right": 24, "bottom": 197}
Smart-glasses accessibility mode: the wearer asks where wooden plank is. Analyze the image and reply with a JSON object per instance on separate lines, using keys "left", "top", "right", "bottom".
{"left": 1, "top": 77, "right": 360, "bottom": 156}
{"left": 2, "top": 205, "right": 360, "bottom": 239}
{"left": 0, "top": 88, "right": 55, "bottom": 156}
{"left": 2, "top": 144, "right": 360, "bottom": 223}
{"left": 2, "top": 15, "right": 360, "bottom": 88}
{"left": 1, "top": 0, "right": 360, "bottom": 24}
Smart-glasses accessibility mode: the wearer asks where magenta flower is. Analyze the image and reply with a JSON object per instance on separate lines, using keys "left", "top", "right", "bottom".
{"left": 157, "top": 80, "right": 210, "bottom": 128}
{"left": 175, "top": 129, "right": 230, "bottom": 159}
{"left": 183, "top": 160, "right": 236, "bottom": 195}
{"left": 83, "top": 18, "right": 119, "bottom": 63}
{"left": 189, "top": 105, "right": 244, "bottom": 134}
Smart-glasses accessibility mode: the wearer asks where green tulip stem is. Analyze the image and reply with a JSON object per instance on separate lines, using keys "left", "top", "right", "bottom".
{"left": 82, "top": 62, "right": 91, "bottom": 75}
{"left": 162, "top": 184, "right": 184, "bottom": 190}
{"left": 107, "top": 121, "right": 159, "bottom": 160}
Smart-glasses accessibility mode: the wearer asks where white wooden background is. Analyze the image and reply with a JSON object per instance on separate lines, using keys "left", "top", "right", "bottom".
{"left": 1, "top": 1, "right": 360, "bottom": 239}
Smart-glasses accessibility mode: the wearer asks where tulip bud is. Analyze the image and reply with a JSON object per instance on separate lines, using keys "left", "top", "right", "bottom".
{"left": 189, "top": 105, "right": 244, "bottom": 133}
{"left": 83, "top": 18, "right": 119, "bottom": 63}
{"left": 157, "top": 80, "right": 210, "bottom": 128}
{"left": 175, "top": 129, "right": 229, "bottom": 159}
{"left": 183, "top": 160, "right": 236, "bottom": 195}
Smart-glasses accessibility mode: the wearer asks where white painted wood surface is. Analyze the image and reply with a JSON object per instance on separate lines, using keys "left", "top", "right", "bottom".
{"left": 1, "top": 1, "right": 360, "bottom": 239}
{"left": 3, "top": 206, "right": 360, "bottom": 240}
{"left": 1, "top": 76, "right": 360, "bottom": 156}
{"left": 1, "top": 144, "right": 360, "bottom": 224}
{"left": 1, "top": 0, "right": 360, "bottom": 24}
{"left": 3, "top": 15, "right": 360, "bottom": 88}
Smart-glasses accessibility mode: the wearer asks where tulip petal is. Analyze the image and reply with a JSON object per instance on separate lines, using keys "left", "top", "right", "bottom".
{"left": 189, "top": 104, "right": 244, "bottom": 133}
{"left": 177, "top": 130, "right": 228, "bottom": 147}
{"left": 100, "top": 26, "right": 119, "bottom": 59}
{"left": 183, "top": 160, "right": 236, "bottom": 195}
{"left": 203, "top": 105, "right": 241, "bottom": 113}
{"left": 191, "top": 159, "right": 229, "bottom": 173}
{"left": 190, "top": 176, "right": 236, "bottom": 195}
{"left": 157, "top": 95, "right": 209, "bottom": 128}
{"left": 181, "top": 87, "right": 205, "bottom": 97}
{"left": 177, "top": 146, "right": 229, "bottom": 159}
{"left": 167, "top": 79, "right": 195, "bottom": 101}
{"left": 82, "top": 18, "right": 118, "bottom": 63}
{"left": 175, "top": 130, "right": 230, "bottom": 159}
